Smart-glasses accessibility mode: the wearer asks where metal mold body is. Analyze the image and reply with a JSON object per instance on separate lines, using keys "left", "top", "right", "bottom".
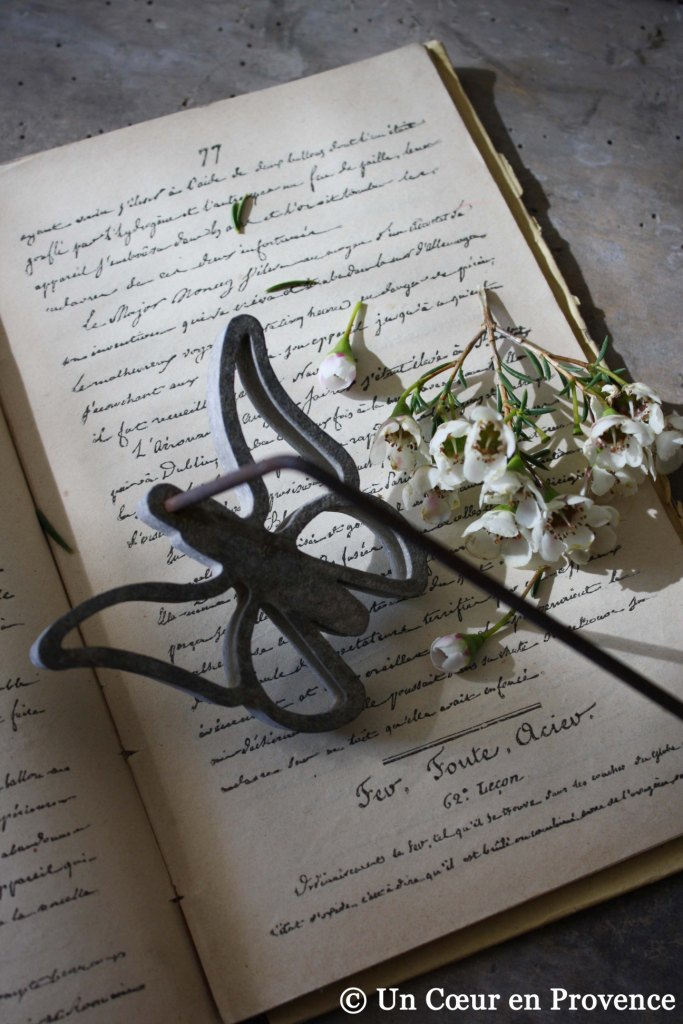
{"left": 32, "top": 316, "right": 428, "bottom": 732}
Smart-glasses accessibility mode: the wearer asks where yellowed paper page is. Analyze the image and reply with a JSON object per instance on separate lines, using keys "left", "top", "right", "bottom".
{"left": 0, "top": 409, "right": 218, "bottom": 1023}
{"left": 271, "top": 837, "right": 683, "bottom": 1023}
{"left": 0, "top": 43, "right": 681, "bottom": 1022}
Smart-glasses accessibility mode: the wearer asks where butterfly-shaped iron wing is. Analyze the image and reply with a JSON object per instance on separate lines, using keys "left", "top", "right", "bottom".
{"left": 32, "top": 315, "right": 428, "bottom": 732}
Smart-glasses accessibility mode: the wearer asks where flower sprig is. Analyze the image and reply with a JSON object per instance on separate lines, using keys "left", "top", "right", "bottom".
{"left": 370, "top": 288, "right": 682, "bottom": 672}
{"left": 431, "top": 565, "right": 546, "bottom": 672}
{"left": 318, "top": 301, "right": 364, "bottom": 393}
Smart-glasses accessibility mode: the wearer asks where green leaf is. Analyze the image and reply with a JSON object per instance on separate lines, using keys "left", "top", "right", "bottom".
{"left": 541, "top": 356, "right": 552, "bottom": 380}
{"left": 596, "top": 335, "right": 610, "bottom": 363}
{"left": 558, "top": 361, "right": 586, "bottom": 375}
{"left": 498, "top": 370, "right": 518, "bottom": 395}
{"left": 36, "top": 508, "right": 74, "bottom": 553}
{"left": 526, "top": 446, "right": 550, "bottom": 462}
{"left": 557, "top": 372, "right": 570, "bottom": 396}
{"left": 587, "top": 368, "right": 617, "bottom": 390}
{"left": 526, "top": 404, "right": 557, "bottom": 415}
{"left": 531, "top": 570, "right": 545, "bottom": 598}
{"left": 522, "top": 347, "right": 544, "bottom": 377}
{"left": 265, "top": 278, "right": 317, "bottom": 293}
{"left": 504, "top": 364, "right": 535, "bottom": 384}
{"left": 428, "top": 359, "right": 461, "bottom": 377}
{"left": 232, "top": 193, "right": 252, "bottom": 233}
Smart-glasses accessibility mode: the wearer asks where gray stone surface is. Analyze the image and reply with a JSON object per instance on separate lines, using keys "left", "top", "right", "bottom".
{"left": 1, "top": 1, "right": 681, "bottom": 1020}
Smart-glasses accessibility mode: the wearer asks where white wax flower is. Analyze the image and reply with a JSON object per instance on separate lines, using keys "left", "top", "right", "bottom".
{"left": 655, "top": 413, "right": 683, "bottom": 474}
{"left": 317, "top": 299, "right": 362, "bottom": 393}
{"left": 429, "top": 418, "right": 468, "bottom": 488}
{"left": 516, "top": 492, "right": 618, "bottom": 565}
{"left": 479, "top": 466, "right": 527, "bottom": 507}
{"left": 621, "top": 382, "right": 665, "bottom": 435}
{"left": 462, "top": 507, "right": 533, "bottom": 568}
{"left": 403, "top": 464, "right": 460, "bottom": 524}
{"left": 372, "top": 413, "right": 425, "bottom": 472}
{"left": 600, "top": 384, "right": 620, "bottom": 403}
{"left": 578, "top": 413, "right": 654, "bottom": 473}
{"left": 318, "top": 350, "right": 356, "bottom": 392}
{"left": 590, "top": 463, "right": 647, "bottom": 497}
{"left": 431, "top": 634, "right": 470, "bottom": 673}
{"left": 430, "top": 632, "right": 483, "bottom": 674}
{"left": 592, "top": 383, "right": 664, "bottom": 439}
{"left": 462, "top": 405, "right": 517, "bottom": 484}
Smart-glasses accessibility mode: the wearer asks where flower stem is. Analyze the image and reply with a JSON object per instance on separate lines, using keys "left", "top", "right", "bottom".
{"left": 343, "top": 300, "right": 364, "bottom": 340}
{"left": 394, "top": 327, "right": 485, "bottom": 412}
{"left": 479, "top": 289, "right": 514, "bottom": 419}
{"left": 519, "top": 454, "right": 545, "bottom": 490}
{"left": 332, "top": 300, "right": 364, "bottom": 356}
{"left": 570, "top": 382, "right": 583, "bottom": 435}
{"left": 597, "top": 364, "right": 629, "bottom": 387}
{"left": 496, "top": 327, "right": 592, "bottom": 371}
{"left": 496, "top": 327, "right": 629, "bottom": 391}
{"left": 484, "top": 566, "right": 547, "bottom": 639}
{"left": 442, "top": 327, "right": 486, "bottom": 392}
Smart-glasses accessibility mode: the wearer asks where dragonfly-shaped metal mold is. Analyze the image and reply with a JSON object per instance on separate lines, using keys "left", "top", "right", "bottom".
{"left": 32, "top": 315, "right": 428, "bottom": 732}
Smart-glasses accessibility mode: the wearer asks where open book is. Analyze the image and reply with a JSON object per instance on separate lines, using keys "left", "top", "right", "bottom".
{"left": 0, "top": 42, "right": 681, "bottom": 1023}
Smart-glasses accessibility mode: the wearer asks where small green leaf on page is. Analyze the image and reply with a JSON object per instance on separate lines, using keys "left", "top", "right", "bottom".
{"left": 36, "top": 508, "right": 74, "bottom": 553}
{"left": 265, "top": 279, "right": 317, "bottom": 293}
{"left": 232, "top": 193, "right": 252, "bottom": 233}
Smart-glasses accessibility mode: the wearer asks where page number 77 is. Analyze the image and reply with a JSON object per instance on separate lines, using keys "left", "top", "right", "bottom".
{"left": 199, "top": 144, "right": 222, "bottom": 166}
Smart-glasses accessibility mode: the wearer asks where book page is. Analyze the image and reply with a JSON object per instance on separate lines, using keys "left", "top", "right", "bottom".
{"left": 0, "top": 43, "right": 681, "bottom": 1021}
{"left": 0, "top": 409, "right": 218, "bottom": 1023}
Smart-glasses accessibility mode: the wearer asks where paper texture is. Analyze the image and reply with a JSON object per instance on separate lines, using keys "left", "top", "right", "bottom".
{"left": 0, "top": 409, "right": 218, "bottom": 1022}
{"left": 0, "top": 43, "right": 680, "bottom": 1022}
